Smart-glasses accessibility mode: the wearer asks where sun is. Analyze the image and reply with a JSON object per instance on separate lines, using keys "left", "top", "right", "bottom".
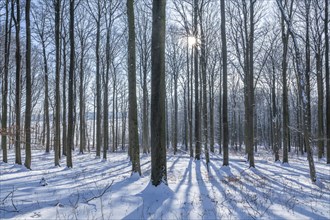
{"left": 187, "top": 36, "right": 197, "bottom": 47}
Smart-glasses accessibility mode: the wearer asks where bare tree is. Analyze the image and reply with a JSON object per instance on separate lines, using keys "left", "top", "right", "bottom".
{"left": 221, "top": 0, "right": 229, "bottom": 166}
{"left": 12, "top": 0, "right": 22, "bottom": 165}
{"left": 127, "top": 0, "right": 141, "bottom": 175}
{"left": 325, "top": 0, "right": 330, "bottom": 164}
{"left": 276, "top": 0, "right": 316, "bottom": 182}
{"left": 151, "top": 0, "right": 167, "bottom": 186}
{"left": 54, "top": 0, "right": 61, "bottom": 166}
{"left": 24, "top": 0, "right": 32, "bottom": 169}
{"left": 1, "top": 0, "right": 12, "bottom": 163}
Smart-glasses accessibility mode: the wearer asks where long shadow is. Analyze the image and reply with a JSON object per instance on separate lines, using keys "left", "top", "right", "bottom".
{"left": 181, "top": 158, "right": 193, "bottom": 219}
{"left": 208, "top": 162, "right": 251, "bottom": 218}
{"left": 229, "top": 162, "right": 328, "bottom": 219}
{"left": 195, "top": 160, "right": 218, "bottom": 219}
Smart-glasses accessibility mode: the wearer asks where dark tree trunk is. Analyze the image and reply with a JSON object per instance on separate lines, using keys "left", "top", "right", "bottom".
{"left": 13, "top": 0, "right": 22, "bottom": 165}
{"left": 24, "top": 0, "right": 32, "bottom": 169}
{"left": 62, "top": 38, "right": 67, "bottom": 156}
{"left": 221, "top": 0, "right": 229, "bottom": 166}
{"left": 325, "top": 0, "right": 330, "bottom": 164}
{"left": 54, "top": 0, "right": 61, "bottom": 166}
{"left": 151, "top": 0, "right": 167, "bottom": 186}
{"left": 66, "top": 0, "right": 75, "bottom": 168}
{"left": 194, "top": 0, "right": 201, "bottom": 160}
{"left": 1, "top": 0, "right": 12, "bottom": 163}
{"left": 281, "top": 0, "right": 292, "bottom": 164}
{"left": 127, "top": 0, "right": 141, "bottom": 175}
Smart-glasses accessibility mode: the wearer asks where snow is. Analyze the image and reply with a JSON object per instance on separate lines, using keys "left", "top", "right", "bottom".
{"left": 1, "top": 148, "right": 329, "bottom": 219}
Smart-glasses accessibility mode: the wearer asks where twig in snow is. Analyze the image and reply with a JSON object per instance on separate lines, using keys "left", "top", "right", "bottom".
{"left": 85, "top": 180, "right": 114, "bottom": 203}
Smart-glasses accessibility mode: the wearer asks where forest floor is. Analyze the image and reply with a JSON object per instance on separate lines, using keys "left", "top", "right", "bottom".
{"left": 0, "top": 147, "right": 329, "bottom": 219}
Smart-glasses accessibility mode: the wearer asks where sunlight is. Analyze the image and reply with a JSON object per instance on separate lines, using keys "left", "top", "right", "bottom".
{"left": 187, "top": 36, "right": 197, "bottom": 47}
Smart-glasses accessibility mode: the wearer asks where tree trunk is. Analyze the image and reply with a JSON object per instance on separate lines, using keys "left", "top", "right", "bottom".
{"left": 247, "top": 0, "right": 255, "bottom": 167}
{"left": 325, "top": 0, "right": 330, "bottom": 164}
{"left": 281, "top": 0, "right": 292, "bottom": 163}
{"left": 54, "top": 0, "right": 61, "bottom": 166}
{"left": 272, "top": 60, "right": 280, "bottom": 162}
{"left": 194, "top": 0, "right": 201, "bottom": 160}
{"left": 62, "top": 38, "right": 67, "bottom": 156}
{"left": 305, "top": 0, "right": 312, "bottom": 135}
{"left": 13, "top": 0, "right": 22, "bottom": 165}
{"left": 277, "top": 0, "right": 316, "bottom": 182}
{"left": 151, "top": 0, "right": 167, "bottom": 186}
{"left": 79, "top": 36, "right": 86, "bottom": 155}
{"left": 24, "top": 0, "right": 32, "bottom": 169}
{"left": 103, "top": 22, "right": 110, "bottom": 160}
{"left": 96, "top": 5, "right": 102, "bottom": 158}
{"left": 221, "top": 0, "right": 229, "bottom": 166}
{"left": 1, "top": 0, "right": 12, "bottom": 163}
{"left": 174, "top": 70, "right": 178, "bottom": 155}
{"left": 66, "top": 0, "right": 75, "bottom": 168}
{"left": 127, "top": 0, "right": 141, "bottom": 175}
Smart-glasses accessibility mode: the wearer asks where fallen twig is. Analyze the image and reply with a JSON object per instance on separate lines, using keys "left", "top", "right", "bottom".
{"left": 85, "top": 180, "right": 114, "bottom": 203}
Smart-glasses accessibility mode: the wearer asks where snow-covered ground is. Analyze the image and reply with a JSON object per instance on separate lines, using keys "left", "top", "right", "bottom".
{"left": 1, "top": 148, "right": 329, "bottom": 219}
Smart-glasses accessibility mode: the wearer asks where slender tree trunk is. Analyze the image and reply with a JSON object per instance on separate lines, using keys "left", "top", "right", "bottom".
{"left": 277, "top": 0, "right": 316, "bottom": 181}
{"left": 127, "top": 0, "right": 141, "bottom": 175}
{"left": 194, "top": 0, "right": 201, "bottom": 160}
{"left": 142, "top": 59, "right": 149, "bottom": 154}
{"left": 188, "top": 39, "right": 193, "bottom": 157}
{"left": 1, "top": 0, "right": 12, "bottom": 163}
{"left": 221, "top": 0, "right": 229, "bottom": 166}
{"left": 325, "top": 0, "right": 330, "bottom": 164}
{"left": 96, "top": 7, "right": 102, "bottom": 158}
{"left": 272, "top": 60, "right": 280, "bottom": 162}
{"left": 200, "top": 23, "right": 209, "bottom": 166}
{"left": 174, "top": 71, "right": 178, "bottom": 155}
{"left": 62, "top": 39, "right": 67, "bottom": 156}
{"left": 281, "top": 0, "right": 292, "bottom": 163}
{"left": 42, "top": 39, "right": 50, "bottom": 153}
{"left": 13, "top": 0, "right": 22, "bottom": 165}
{"left": 305, "top": 0, "right": 312, "bottom": 135}
{"left": 79, "top": 38, "right": 86, "bottom": 154}
{"left": 54, "top": 0, "right": 61, "bottom": 166}
{"left": 66, "top": 0, "right": 75, "bottom": 168}
{"left": 103, "top": 24, "right": 110, "bottom": 160}
{"left": 316, "top": 49, "right": 324, "bottom": 158}
{"left": 209, "top": 71, "right": 215, "bottom": 153}
{"left": 24, "top": 0, "right": 32, "bottom": 169}
{"left": 247, "top": 0, "right": 255, "bottom": 167}
{"left": 151, "top": 0, "right": 167, "bottom": 186}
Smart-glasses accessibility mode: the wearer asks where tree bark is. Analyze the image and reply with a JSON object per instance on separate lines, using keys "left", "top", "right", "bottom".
{"left": 13, "top": 0, "right": 22, "bottom": 165}
{"left": 325, "top": 0, "right": 330, "bottom": 164}
{"left": 1, "top": 0, "right": 12, "bottom": 163}
{"left": 221, "top": 0, "right": 229, "bottom": 166}
{"left": 25, "top": 0, "right": 32, "bottom": 169}
{"left": 127, "top": 0, "right": 141, "bottom": 175}
{"left": 66, "top": 0, "right": 75, "bottom": 168}
{"left": 281, "top": 0, "right": 292, "bottom": 164}
{"left": 151, "top": 0, "right": 167, "bottom": 186}
{"left": 194, "top": 0, "right": 201, "bottom": 160}
{"left": 54, "top": 0, "right": 61, "bottom": 166}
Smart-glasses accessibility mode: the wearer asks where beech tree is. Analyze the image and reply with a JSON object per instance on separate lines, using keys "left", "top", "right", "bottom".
{"left": 127, "top": 0, "right": 141, "bottom": 175}
{"left": 12, "top": 0, "right": 22, "bottom": 165}
{"left": 151, "top": 0, "right": 167, "bottom": 186}
{"left": 276, "top": 0, "right": 316, "bottom": 182}
{"left": 221, "top": 0, "right": 229, "bottom": 166}
{"left": 1, "top": 0, "right": 12, "bottom": 163}
{"left": 24, "top": 0, "right": 32, "bottom": 169}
